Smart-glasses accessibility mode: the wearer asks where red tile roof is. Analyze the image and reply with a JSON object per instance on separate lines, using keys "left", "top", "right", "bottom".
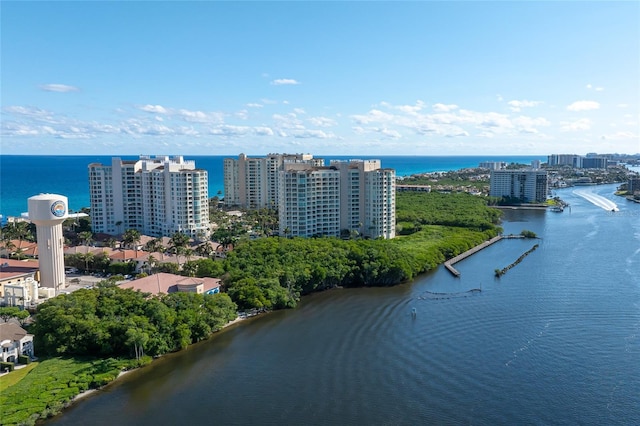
{"left": 0, "top": 259, "right": 39, "bottom": 280}
{"left": 119, "top": 273, "right": 220, "bottom": 295}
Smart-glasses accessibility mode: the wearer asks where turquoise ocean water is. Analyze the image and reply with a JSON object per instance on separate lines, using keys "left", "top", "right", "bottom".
{"left": 0, "top": 155, "right": 543, "bottom": 219}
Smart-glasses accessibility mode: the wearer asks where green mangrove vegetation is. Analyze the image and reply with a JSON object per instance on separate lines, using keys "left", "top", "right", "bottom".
{"left": 0, "top": 357, "right": 146, "bottom": 426}
{"left": 31, "top": 282, "right": 238, "bottom": 359}
{"left": 2, "top": 191, "right": 503, "bottom": 425}
{"left": 222, "top": 192, "right": 502, "bottom": 310}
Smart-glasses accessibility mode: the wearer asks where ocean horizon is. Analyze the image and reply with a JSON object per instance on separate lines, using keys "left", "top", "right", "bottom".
{"left": 0, "top": 154, "right": 545, "bottom": 218}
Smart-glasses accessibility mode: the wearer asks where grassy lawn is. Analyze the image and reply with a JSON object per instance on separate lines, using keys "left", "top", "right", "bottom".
{"left": 0, "top": 362, "right": 39, "bottom": 393}
{"left": 0, "top": 356, "right": 143, "bottom": 426}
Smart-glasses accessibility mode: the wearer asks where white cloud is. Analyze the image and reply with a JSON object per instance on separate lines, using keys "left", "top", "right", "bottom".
{"left": 308, "top": 116, "right": 337, "bottom": 127}
{"left": 617, "top": 104, "right": 629, "bottom": 108}
{"left": 351, "top": 109, "right": 395, "bottom": 125}
{"left": 507, "top": 100, "right": 541, "bottom": 112}
{"left": 293, "top": 108, "right": 306, "bottom": 115}
{"left": 3, "top": 106, "right": 56, "bottom": 121}
{"left": 292, "top": 129, "right": 334, "bottom": 139}
{"left": 39, "top": 83, "right": 80, "bottom": 93}
{"left": 566, "top": 100, "right": 600, "bottom": 111}
{"left": 475, "top": 112, "right": 514, "bottom": 130}
{"left": 561, "top": 118, "right": 591, "bottom": 131}
{"left": 179, "top": 109, "right": 224, "bottom": 123}
{"left": 600, "top": 131, "right": 638, "bottom": 140}
{"left": 254, "top": 127, "right": 274, "bottom": 136}
{"left": 271, "top": 78, "right": 300, "bottom": 86}
{"left": 137, "top": 105, "right": 224, "bottom": 123}
{"left": 246, "top": 103, "right": 263, "bottom": 108}
{"left": 381, "top": 100, "right": 425, "bottom": 115}
{"left": 512, "top": 116, "right": 551, "bottom": 134}
{"left": 432, "top": 103, "right": 459, "bottom": 112}
{"left": 586, "top": 84, "right": 604, "bottom": 91}
{"left": 273, "top": 113, "right": 305, "bottom": 130}
{"left": 374, "top": 127, "right": 402, "bottom": 139}
{"left": 1, "top": 122, "right": 40, "bottom": 136}
{"left": 445, "top": 130, "right": 469, "bottom": 138}
{"left": 139, "top": 104, "right": 170, "bottom": 114}
{"left": 209, "top": 125, "right": 250, "bottom": 136}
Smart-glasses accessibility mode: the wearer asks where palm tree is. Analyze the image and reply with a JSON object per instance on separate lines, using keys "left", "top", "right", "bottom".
{"left": 79, "top": 252, "right": 95, "bottom": 272}
{"left": 169, "top": 232, "right": 190, "bottom": 254}
{"left": 183, "top": 248, "right": 194, "bottom": 264}
{"left": 182, "top": 261, "right": 197, "bottom": 277}
{"left": 144, "top": 238, "right": 164, "bottom": 253}
{"left": 173, "top": 245, "right": 186, "bottom": 268}
{"left": 195, "top": 242, "right": 214, "bottom": 258}
{"left": 78, "top": 231, "right": 94, "bottom": 246}
{"left": 1, "top": 239, "right": 16, "bottom": 259}
{"left": 115, "top": 221, "right": 123, "bottom": 235}
{"left": 145, "top": 255, "right": 158, "bottom": 275}
{"left": 3, "top": 222, "right": 33, "bottom": 244}
{"left": 195, "top": 229, "right": 207, "bottom": 244}
{"left": 12, "top": 247, "right": 26, "bottom": 260}
{"left": 122, "top": 229, "right": 141, "bottom": 250}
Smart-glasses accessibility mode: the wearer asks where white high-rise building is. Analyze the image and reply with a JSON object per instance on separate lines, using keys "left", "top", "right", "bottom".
{"left": 224, "top": 153, "right": 323, "bottom": 209}
{"left": 278, "top": 166, "right": 342, "bottom": 238}
{"left": 490, "top": 169, "right": 548, "bottom": 203}
{"left": 89, "top": 156, "right": 210, "bottom": 239}
{"left": 224, "top": 153, "right": 395, "bottom": 239}
{"left": 279, "top": 159, "right": 395, "bottom": 239}
{"left": 479, "top": 161, "right": 507, "bottom": 170}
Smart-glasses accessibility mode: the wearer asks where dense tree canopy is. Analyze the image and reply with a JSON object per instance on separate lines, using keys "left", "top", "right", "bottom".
{"left": 33, "top": 191, "right": 502, "bottom": 359}
{"left": 31, "top": 282, "right": 237, "bottom": 358}
{"left": 221, "top": 192, "right": 501, "bottom": 310}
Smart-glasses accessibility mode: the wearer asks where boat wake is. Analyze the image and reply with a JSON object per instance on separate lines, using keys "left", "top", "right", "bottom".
{"left": 573, "top": 190, "right": 619, "bottom": 211}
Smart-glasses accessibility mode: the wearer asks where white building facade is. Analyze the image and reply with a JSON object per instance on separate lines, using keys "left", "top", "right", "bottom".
{"left": 89, "top": 156, "right": 210, "bottom": 239}
{"left": 279, "top": 159, "right": 395, "bottom": 239}
{"left": 490, "top": 169, "right": 548, "bottom": 203}
{"left": 224, "top": 153, "right": 323, "bottom": 209}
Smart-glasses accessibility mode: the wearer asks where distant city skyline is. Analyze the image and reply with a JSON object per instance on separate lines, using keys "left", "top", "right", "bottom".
{"left": 1, "top": 2, "right": 638, "bottom": 156}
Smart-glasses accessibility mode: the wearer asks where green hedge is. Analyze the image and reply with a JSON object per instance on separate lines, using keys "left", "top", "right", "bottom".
{"left": 1, "top": 361, "right": 14, "bottom": 372}
{"left": 18, "top": 354, "right": 31, "bottom": 365}
{"left": 0, "top": 357, "right": 148, "bottom": 426}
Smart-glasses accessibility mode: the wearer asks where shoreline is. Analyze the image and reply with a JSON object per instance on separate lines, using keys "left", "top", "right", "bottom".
{"left": 491, "top": 205, "right": 548, "bottom": 210}
{"left": 68, "top": 313, "right": 256, "bottom": 405}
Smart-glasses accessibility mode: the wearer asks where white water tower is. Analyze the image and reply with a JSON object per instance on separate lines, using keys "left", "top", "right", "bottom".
{"left": 28, "top": 194, "right": 68, "bottom": 293}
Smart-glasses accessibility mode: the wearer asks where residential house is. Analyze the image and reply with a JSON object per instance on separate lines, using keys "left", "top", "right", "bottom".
{"left": 0, "top": 259, "right": 40, "bottom": 302}
{"left": 0, "top": 322, "right": 34, "bottom": 363}
{"left": 119, "top": 272, "right": 221, "bottom": 296}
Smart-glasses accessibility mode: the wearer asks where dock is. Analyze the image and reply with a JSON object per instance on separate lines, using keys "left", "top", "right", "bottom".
{"left": 444, "top": 235, "right": 505, "bottom": 277}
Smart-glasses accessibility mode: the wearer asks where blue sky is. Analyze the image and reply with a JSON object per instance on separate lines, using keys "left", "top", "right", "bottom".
{"left": 2, "top": 1, "right": 638, "bottom": 156}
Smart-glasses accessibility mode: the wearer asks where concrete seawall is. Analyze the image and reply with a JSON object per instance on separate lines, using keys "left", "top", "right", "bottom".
{"left": 444, "top": 235, "right": 511, "bottom": 277}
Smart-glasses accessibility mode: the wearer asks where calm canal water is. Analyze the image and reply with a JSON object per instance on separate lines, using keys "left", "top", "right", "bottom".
{"left": 47, "top": 184, "right": 640, "bottom": 425}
